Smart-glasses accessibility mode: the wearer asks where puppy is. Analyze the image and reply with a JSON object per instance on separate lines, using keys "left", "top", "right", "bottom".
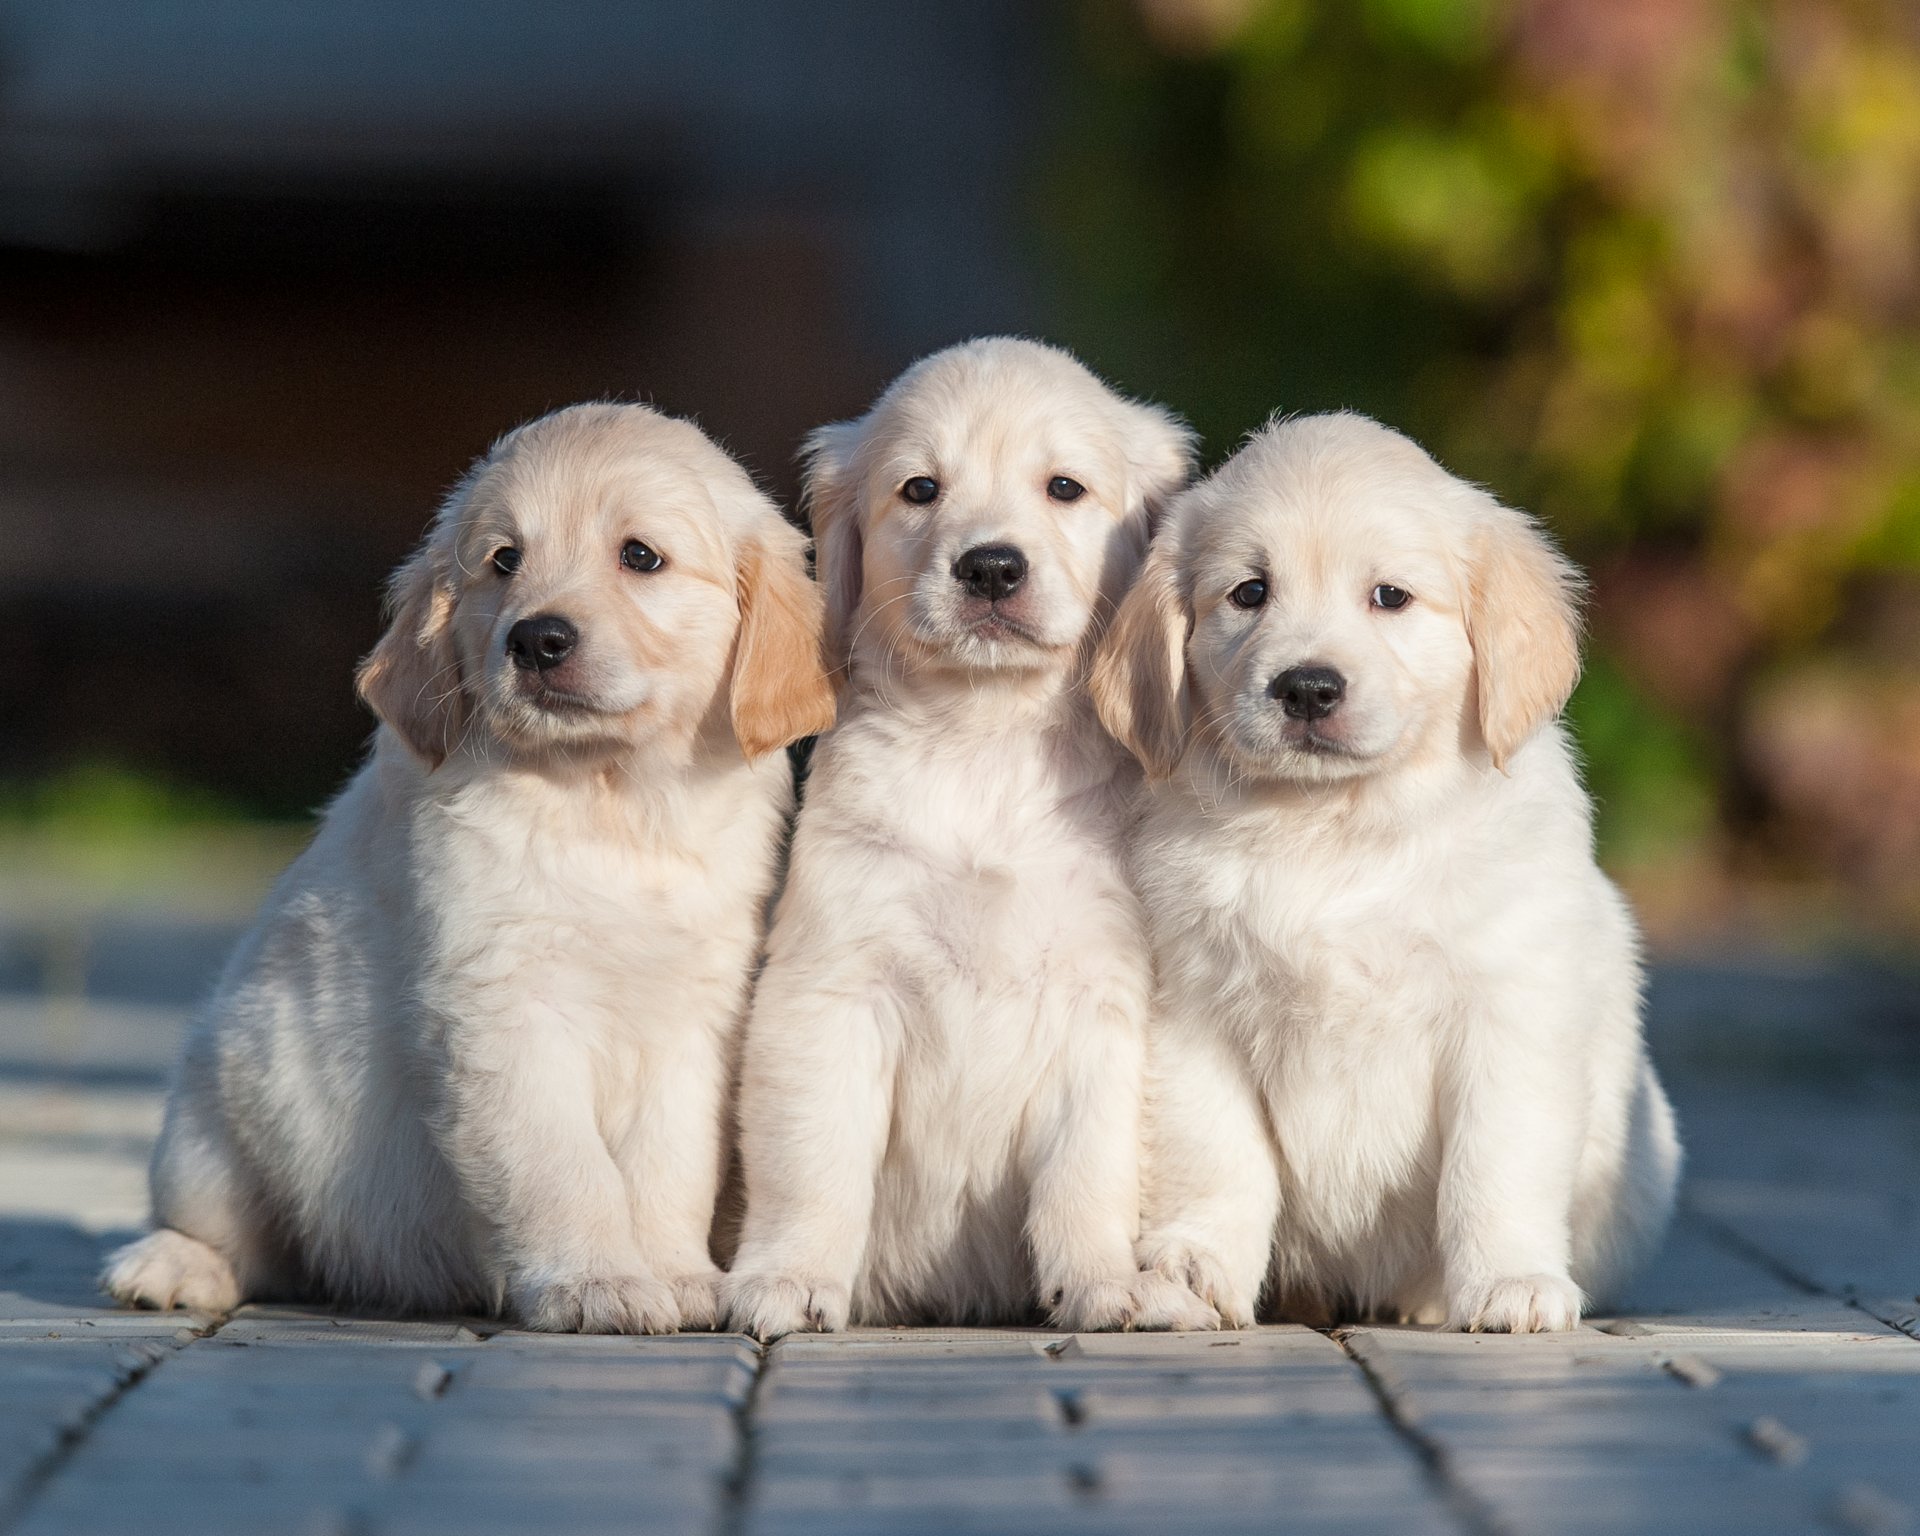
{"left": 102, "top": 403, "right": 834, "bottom": 1331}
{"left": 721, "top": 337, "right": 1214, "bottom": 1337}
{"left": 1093, "top": 412, "right": 1680, "bottom": 1333}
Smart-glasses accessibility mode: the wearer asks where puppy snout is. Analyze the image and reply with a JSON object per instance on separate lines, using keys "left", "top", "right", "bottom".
{"left": 507, "top": 614, "right": 579, "bottom": 673}
{"left": 1271, "top": 664, "right": 1346, "bottom": 721}
{"left": 952, "top": 544, "right": 1028, "bottom": 602}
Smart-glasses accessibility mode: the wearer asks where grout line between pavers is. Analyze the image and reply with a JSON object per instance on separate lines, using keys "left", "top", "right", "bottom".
{"left": 0, "top": 1311, "right": 228, "bottom": 1535}
{"left": 1688, "top": 1205, "right": 1920, "bottom": 1343}
{"left": 1687, "top": 1206, "right": 1827, "bottom": 1297}
{"left": 1329, "top": 1328, "right": 1512, "bottom": 1536}
{"left": 713, "top": 1335, "right": 771, "bottom": 1536}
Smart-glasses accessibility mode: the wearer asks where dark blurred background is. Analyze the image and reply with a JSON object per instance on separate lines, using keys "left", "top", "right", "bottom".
{"left": 2, "top": 0, "right": 1917, "bottom": 951}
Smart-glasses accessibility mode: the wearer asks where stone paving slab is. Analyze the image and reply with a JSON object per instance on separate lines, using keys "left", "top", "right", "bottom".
{"left": 747, "top": 1328, "right": 1456, "bottom": 1536}
{"left": 8, "top": 1326, "right": 756, "bottom": 1536}
{"left": 1345, "top": 1322, "right": 1920, "bottom": 1536}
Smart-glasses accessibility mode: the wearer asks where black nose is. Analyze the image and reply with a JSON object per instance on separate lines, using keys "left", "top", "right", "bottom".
{"left": 506, "top": 614, "right": 578, "bottom": 672}
{"left": 1271, "top": 664, "right": 1346, "bottom": 720}
{"left": 952, "top": 544, "right": 1028, "bottom": 601}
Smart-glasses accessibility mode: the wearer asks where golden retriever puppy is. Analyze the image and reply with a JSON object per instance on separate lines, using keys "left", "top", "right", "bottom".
{"left": 1093, "top": 412, "right": 1680, "bottom": 1333}
{"left": 101, "top": 403, "right": 834, "bottom": 1331}
{"left": 721, "top": 337, "right": 1215, "bottom": 1337}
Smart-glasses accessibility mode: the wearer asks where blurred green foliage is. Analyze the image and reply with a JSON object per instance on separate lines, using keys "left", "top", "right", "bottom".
{"left": 0, "top": 763, "right": 244, "bottom": 835}
{"left": 1047, "top": 0, "right": 1920, "bottom": 930}
{"left": 0, "top": 764, "right": 306, "bottom": 918}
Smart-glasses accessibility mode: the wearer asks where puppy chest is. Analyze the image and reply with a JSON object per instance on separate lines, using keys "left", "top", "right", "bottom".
{"left": 1178, "top": 899, "right": 1457, "bottom": 1215}
{"left": 890, "top": 852, "right": 1145, "bottom": 1018}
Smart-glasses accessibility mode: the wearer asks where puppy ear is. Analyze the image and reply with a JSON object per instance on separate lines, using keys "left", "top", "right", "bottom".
{"left": 1467, "top": 502, "right": 1584, "bottom": 770}
{"left": 1092, "top": 538, "right": 1192, "bottom": 780}
{"left": 731, "top": 516, "right": 837, "bottom": 759}
{"left": 1118, "top": 399, "right": 1199, "bottom": 528}
{"left": 799, "top": 419, "right": 865, "bottom": 691}
{"left": 355, "top": 528, "right": 467, "bottom": 770}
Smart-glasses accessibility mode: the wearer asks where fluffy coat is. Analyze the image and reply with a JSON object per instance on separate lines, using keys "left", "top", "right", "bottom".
{"left": 102, "top": 403, "right": 834, "bottom": 1330}
{"left": 722, "top": 338, "right": 1215, "bottom": 1336}
{"left": 1093, "top": 412, "right": 1680, "bottom": 1332}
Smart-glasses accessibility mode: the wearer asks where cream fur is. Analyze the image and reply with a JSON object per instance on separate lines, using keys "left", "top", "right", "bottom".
{"left": 102, "top": 403, "right": 833, "bottom": 1331}
{"left": 1094, "top": 412, "right": 1681, "bottom": 1333}
{"left": 721, "top": 337, "right": 1212, "bottom": 1338}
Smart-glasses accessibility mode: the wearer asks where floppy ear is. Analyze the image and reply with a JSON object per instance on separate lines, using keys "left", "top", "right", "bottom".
{"left": 1118, "top": 398, "right": 1199, "bottom": 529}
{"left": 1091, "top": 538, "right": 1192, "bottom": 780}
{"left": 355, "top": 527, "right": 467, "bottom": 770}
{"left": 1467, "top": 502, "right": 1584, "bottom": 770}
{"left": 730, "top": 516, "right": 837, "bottom": 759}
{"left": 799, "top": 419, "right": 865, "bottom": 692}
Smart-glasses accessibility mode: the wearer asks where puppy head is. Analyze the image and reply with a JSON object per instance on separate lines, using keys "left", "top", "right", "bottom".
{"left": 802, "top": 337, "right": 1194, "bottom": 691}
{"left": 357, "top": 403, "right": 834, "bottom": 770}
{"left": 1094, "top": 413, "right": 1581, "bottom": 784}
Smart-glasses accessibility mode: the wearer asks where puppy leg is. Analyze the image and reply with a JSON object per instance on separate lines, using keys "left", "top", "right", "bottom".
{"left": 437, "top": 1007, "right": 677, "bottom": 1334}
{"left": 101, "top": 1041, "right": 273, "bottom": 1315}
{"left": 1025, "top": 998, "right": 1216, "bottom": 1333}
{"left": 612, "top": 1024, "right": 733, "bottom": 1331}
{"left": 1136, "top": 1020, "right": 1278, "bottom": 1329}
{"left": 722, "top": 981, "right": 894, "bottom": 1342}
{"left": 1436, "top": 990, "right": 1586, "bottom": 1334}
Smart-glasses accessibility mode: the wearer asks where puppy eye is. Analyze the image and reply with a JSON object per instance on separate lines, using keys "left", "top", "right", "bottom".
{"left": 1230, "top": 578, "right": 1268, "bottom": 610}
{"left": 620, "top": 540, "right": 665, "bottom": 574}
{"left": 490, "top": 546, "right": 522, "bottom": 576}
{"left": 901, "top": 476, "right": 940, "bottom": 505}
{"left": 1371, "top": 584, "right": 1412, "bottom": 611}
{"left": 1047, "top": 476, "right": 1086, "bottom": 503}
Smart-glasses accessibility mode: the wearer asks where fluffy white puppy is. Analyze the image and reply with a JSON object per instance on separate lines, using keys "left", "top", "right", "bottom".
{"left": 102, "top": 403, "right": 834, "bottom": 1332}
{"left": 1093, "top": 412, "right": 1680, "bottom": 1333}
{"left": 722, "top": 337, "right": 1215, "bottom": 1337}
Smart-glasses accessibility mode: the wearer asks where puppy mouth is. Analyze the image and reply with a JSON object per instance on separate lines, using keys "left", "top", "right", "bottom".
{"left": 964, "top": 608, "right": 1045, "bottom": 645}
{"left": 510, "top": 676, "right": 613, "bottom": 717}
{"left": 1288, "top": 728, "right": 1361, "bottom": 757}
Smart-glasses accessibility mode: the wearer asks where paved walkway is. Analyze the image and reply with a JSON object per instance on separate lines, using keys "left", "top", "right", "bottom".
{"left": 1, "top": 930, "right": 1916, "bottom": 1535}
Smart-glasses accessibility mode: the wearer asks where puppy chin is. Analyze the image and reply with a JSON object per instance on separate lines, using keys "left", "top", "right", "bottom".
{"left": 915, "top": 605, "right": 1066, "bottom": 674}
{"left": 1221, "top": 714, "right": 1394, "bottom": 785}
{"left": 481, "top": 674, "right": 648, "bottom": 757}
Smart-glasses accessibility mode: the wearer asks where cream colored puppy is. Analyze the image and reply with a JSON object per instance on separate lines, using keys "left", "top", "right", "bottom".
{"left": 1094, "top": 413, "right": 1680, "bottom": 1333}
{"left": 722, "top": 338, "right": 1214, "bottom": 1337}
{"left": 102, "top": 403, "right": 834, "bottom": 1331}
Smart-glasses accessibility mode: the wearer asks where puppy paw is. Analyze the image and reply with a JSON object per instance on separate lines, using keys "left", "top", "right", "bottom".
{"left": 100, "top": 1229, "right": 241, "bottom": 1315}
{"left": 1127, "top": 1269, "right": 1223, "bottom": 1332}
{"left": 669, "top": 1268, "right": 725, "bottom": 1331}
{"left": 1046, "top": 1274, "right": 1154, "bottom": 1333}
{"left": 1449, "top": 1272, "right": 1584, "bottom": 1334}
{"left": 515, "top": 1272, "right": 681, "bottom": 1334}
{"left": 1136, "top": 1233, "right": 1257, "bottom": 1329}
{"left": 722, "top": 1271, "right": 849, "bottom": 1341}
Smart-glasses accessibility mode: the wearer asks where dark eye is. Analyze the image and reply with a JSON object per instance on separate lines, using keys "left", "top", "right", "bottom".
{"left": 1047, "top": 476, "right": 1086, "bottom": 503}
{"left": 1230, "top": 578, "right": 1268, "bottom": 610}
{"left": 491, "top": 546, "right": 521, "bottom": 576}
{"left": 1372, "top": 584, "right": 1411, "bottom": 611}
{"left": 620, "top": 540, "right": 664, "bottom": 573}
{"left": 901, "top": 476, "right": 940, "bottom": 505}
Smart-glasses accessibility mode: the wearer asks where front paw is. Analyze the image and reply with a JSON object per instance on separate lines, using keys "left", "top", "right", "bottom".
{"left": 1449, "top": 1272, "right": 1584, "bottom": 1333}
{"left": 1128, "top": 1270, "right": 1223, "bottom": 1332}
{"left": 1136, "top": 1232, "right": 1257, "bottom": 1329}
{"left": 1048, "top": 1270, "right": 1219, "bottom": 1333}
{"left": 669, "top": 1268, "right": 725, "bottom": 1331}
{"left": 1048, "top": 1276, "right": 1138, "bottom": 1332}
{"left": 722, "top": 1271, "right": 849, "bottom": 1341}
{"left": 514, "top": 1272, "right": 681, "bottom": 1334}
